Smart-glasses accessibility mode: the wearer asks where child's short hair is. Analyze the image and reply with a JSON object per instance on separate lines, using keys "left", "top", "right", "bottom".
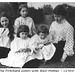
{"left": 37, "top": 25, "right": 49, "bottom": 35}
{"left": 17, "top": 25, "right": 29, "bottom": 37}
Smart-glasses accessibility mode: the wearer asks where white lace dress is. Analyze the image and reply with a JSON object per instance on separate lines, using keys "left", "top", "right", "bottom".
{"left": 29, "top": 34, "right": 56, "bottom": 61}
{"left": 0, "top": 38, "right": 33, "bottom": 68}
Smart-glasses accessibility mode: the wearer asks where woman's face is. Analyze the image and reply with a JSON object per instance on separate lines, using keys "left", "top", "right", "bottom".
{"left": 19, "top": 32, "right": 28, "bottom": 39}
{"left": 0, "top": 17, "right": 9, "bottom": 28}
{"left": 39, "top": 32, "right": 47, "bottom": 39}
{"left": 54, "top": 14, "right": 63, "bottom": 23}
{"left": 20, "top": 7, "right": 28, "bottom": 17}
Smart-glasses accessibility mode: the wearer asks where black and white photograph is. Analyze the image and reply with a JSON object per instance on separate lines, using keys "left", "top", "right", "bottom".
{"left": 0, "top": 1, "right": 75, "bottom": 70}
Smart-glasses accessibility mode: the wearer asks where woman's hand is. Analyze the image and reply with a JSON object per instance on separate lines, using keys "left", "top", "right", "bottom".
{"left": 61, "top": 52, "right": 67, "bottom": 63}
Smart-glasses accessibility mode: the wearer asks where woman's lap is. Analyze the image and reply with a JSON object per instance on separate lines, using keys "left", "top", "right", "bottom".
{"left": 49, "top": 41, "right": 65, "bottom": 62}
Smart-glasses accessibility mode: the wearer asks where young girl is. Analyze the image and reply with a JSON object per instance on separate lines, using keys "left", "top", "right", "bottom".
{"left": 49, "top": 5, "right": 74, "bottom": 62}
{"left": 23, "top": 25, "right": 56, "bottom": 68}
{"left": 0, "top": 12, "right": 14, "bottom": 58}
{"left": 14, "top": 4, "right": 36, "bottom": 37}
{"left": 0, "top": 25, "right": 33, "bottom": 68}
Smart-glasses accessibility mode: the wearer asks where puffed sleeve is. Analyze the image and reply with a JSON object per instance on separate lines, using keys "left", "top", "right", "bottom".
{"left": 64, "top": 26, "right": 74, "bottom": 56}
{"left": 28, "top": 18, "right": 36, "bottom": 36}
{"left": 28, "top": 35, "right": 37, "bottom": 51}
{"left": 31, "top": 19, "right": 36, "bottom": 35}
{"left": 14, "top": 18, "right": 20, "bottom": 34}
{"left": 49, "top": 22, "right": 53, "bottom": 32}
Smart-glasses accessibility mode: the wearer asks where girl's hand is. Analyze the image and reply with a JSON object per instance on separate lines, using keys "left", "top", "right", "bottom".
{"left": 15, "top": 48, "right": 31, "bottom": 53}
{"left": 15, "top": 48, "right": 26, "bottom": 53}
{"left": 15, "top": 50, "right": 21, "bottom": 53}
{"left": 61, "top": 53, "right": 67, "bottom": 63}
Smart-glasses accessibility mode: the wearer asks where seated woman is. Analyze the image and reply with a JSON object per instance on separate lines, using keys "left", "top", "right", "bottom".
{"left": 49, "top": 5, "right": 74, "bottom": 62}
{"left": 23, "top": 25, "right": 56, "bottom": 68}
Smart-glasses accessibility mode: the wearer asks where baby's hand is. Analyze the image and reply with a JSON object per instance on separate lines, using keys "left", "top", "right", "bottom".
{"left": 35, "top": 44, "right": 44, "bottom": 51}
{"left": 25, "top": 48, "right": 31, "bottom": 53}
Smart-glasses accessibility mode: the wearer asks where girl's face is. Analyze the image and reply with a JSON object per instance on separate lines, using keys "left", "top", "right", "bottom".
{"left": 19, "top": 32, "right": 28, "bottom": 39}
{"left": 39, "top": 33, "right": 47, "bottom": 39}
{"left": 20, "top": 7, "right": 28, "bottom": 18}
{"left": 54, "top": 14, "right": 63, "bottom": 23}
{"left": 0, "top": 17, "right": 9, "bottom": 28}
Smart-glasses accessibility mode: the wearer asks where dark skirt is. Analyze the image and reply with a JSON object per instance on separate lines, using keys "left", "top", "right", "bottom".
{"left": 0, "top": 47, "right": 10, "bottom": 58}
{"left": 22, "top": 59, "right": 43, "bottom": 68}
{"left": 46, "top": 41, "right": 65, "bottom": 63}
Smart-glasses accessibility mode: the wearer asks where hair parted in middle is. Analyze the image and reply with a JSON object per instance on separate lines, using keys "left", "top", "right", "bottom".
{"left": 17, "top": 4, "right": 28, "bottom": 17}
{"left": 17, "top": 25, "right": 29, "bottom": 37}
{"left": 0, "top": 12, "right": 14, "bottom": 40}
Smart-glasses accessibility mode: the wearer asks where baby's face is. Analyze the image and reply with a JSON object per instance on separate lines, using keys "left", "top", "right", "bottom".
{"left": 0, "top": 17, "right": 9, "bottom": 28}
{"left": 39, "top": 33, "right": 47, "bottom": 39}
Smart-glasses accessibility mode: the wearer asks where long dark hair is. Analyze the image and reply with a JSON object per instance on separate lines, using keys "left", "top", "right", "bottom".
{"left": 0, "top": 12, "right": 14, "bottom": 41}
{"left": 53, "top": 5, "right": 66, "bottom": 18}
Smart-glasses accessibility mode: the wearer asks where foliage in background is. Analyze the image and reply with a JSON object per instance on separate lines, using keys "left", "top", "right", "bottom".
{"left": 28, "top": 7, "right": 44, "bottom": 24}
{"left": 0, "top": 2, "right": 15, "bottom": 26}
{"left": 0, "top": 2, "right": 75, "bottom": 28}
{"left": 11, "top": 2, "right": 53, "bottom": 25}
{"left": 61, "top": 3, "right": 75, "bottom": 29}
{"left": 42, "top": 4, "right": 53, "bottom": 15}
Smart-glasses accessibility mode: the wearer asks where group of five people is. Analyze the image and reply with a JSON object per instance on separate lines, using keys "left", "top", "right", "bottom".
{"left": 0, "top": 4, "right": 74, "bottom": 68}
